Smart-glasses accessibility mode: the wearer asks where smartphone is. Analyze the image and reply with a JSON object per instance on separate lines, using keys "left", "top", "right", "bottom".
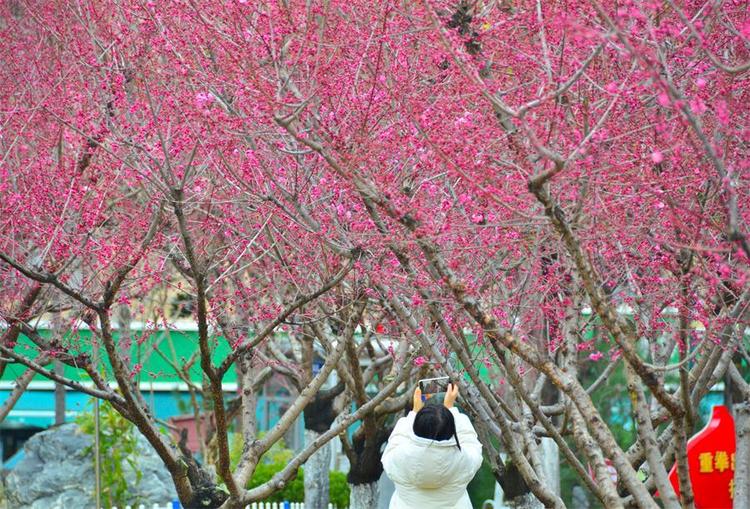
{"left": 418, "top": 376, "right": 451, "bottom": 395}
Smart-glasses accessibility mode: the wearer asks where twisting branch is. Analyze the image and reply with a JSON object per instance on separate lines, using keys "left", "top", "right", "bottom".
{"left": 275, "top": 104, "right": 655, "bottom": 506}
{"left": 0, "top": 345, "right": 120, "bottom": 403}
{"left": 665, "top": 0, "right": 750, "bottom": 75}
{"left": 0, "top": 365, "right": 47, "bottom": 422}
{"left": 0, "top": 284, "right": 42, "bottom": 378}
{"left": 528, "top": 182, "right": 682, "bottom": 416}
{"left": 217, "top": 259, "right": 355, "bottom": 376}
{"left": 170, "top": 185, "right": 238, "bottom": 499}
{"left": 0, "top": 252, "right": 101, "bottom": 310}
{"left": 239, "top": 348, "right": 417, "bottom": 504}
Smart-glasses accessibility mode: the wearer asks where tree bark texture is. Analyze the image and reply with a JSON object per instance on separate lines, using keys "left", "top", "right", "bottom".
{"left": 346, "top": 425, "right": 389, "bottom": 508}
{"left": 304, "top": 429, "right": 331, "bottom": 509}
{"left": 734, "top": 402, "right": 750, "bottom": 508}
{"left": 540, "top": 438, "right": 560, "bottom": 498}
{"left": 349, "top": 481, "right": 379, "bottom": 509}
{"left": 507, "top": 492, "right": 543, "bottom": 509}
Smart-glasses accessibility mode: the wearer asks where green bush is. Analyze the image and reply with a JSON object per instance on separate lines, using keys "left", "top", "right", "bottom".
{"left": 328, "top": 470, "right": 350, "bottom": 509}
{"left": 76, "top": 400, "right": 143, "bottom": 508}
{"left": 230, "top": 433, "right": 349, "bottom": 507}
{"left": 247, "top": 464, "right": 349, "bottom": 507}
{"left": 247, "top": 460, "right": 304, "bottom": 502}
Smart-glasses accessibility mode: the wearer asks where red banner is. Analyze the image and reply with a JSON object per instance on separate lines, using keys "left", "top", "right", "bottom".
{"left": 667, "top": 405, "right": 735, "bottom": 508}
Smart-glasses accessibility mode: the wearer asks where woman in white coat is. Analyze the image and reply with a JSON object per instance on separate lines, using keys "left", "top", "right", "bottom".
{"left": 382, "top": 383, "right": 483, "bottom": 509}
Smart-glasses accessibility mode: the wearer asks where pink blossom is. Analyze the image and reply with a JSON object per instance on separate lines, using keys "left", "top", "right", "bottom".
{"left": 195, "top": 92, "right": 213, "bottom": 108}
{"left": 715, "top": 100, "right": 730, "bottom": 126}
{"left": 0, "top": 4, "right": 747, "bottom": 501}
{"left": 690, "top": 98, "right": 707, "bottom": 115}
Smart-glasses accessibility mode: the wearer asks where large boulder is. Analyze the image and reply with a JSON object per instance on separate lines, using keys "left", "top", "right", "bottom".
{"left": 2, "top": 423, "right": 177, "bottom": 509}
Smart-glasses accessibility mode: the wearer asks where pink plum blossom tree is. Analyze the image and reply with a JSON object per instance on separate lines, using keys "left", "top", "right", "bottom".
{"left": 1, "top": 1, "right": 749, "bottom": 508}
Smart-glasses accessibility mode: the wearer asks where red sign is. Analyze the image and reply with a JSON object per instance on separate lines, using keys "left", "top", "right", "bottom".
{"left": 667, "top": 405, "right": 735, "bottom": 508}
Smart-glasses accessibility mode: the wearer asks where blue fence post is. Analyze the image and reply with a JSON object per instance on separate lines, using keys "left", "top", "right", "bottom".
{"left": 172, "top": 500, "right": 181, "bottom": 509}
{"left": 283, "top": 501, "right": 291, "bottom": 509}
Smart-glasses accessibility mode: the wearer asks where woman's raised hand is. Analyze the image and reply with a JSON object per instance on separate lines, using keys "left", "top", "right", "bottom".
{"left": 443, "top": 382, "right": 459, "bottom": 408}
{"left": 413, "top": 386, "right": 424, "bottom": 413}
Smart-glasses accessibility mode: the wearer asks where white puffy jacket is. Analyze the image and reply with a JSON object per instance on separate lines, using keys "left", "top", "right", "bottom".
{"left": 382, "top": 407, "right": 483, "bottom": 509}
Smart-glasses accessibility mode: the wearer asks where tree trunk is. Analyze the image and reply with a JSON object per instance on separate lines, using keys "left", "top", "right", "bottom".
{"left": 304, "top": 429, "right": 331, "bottom": 509}
{"left": 507, "top": 493, "right": 543, "bottom": 509}
{"left": 540, "top": 438, "right": 560, "bottom": 498}
{"left": 734, "top": 402, "right": 750, "bottom": 508}
{"left": 349, "top": 481, "right": 379, "bottom": 509}
{"left": 497, "top": 458, "right": 532, "bottom": 505}
{"left": 346, "top": 425, "right": 389, "bottom": 509}
{"left": 302, "top": 388, "right": 341, "bottom": 508}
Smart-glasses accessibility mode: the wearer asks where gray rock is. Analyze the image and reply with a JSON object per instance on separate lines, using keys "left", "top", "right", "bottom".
{"left": 2, "top": 423, "right": 177, "bottom": 509}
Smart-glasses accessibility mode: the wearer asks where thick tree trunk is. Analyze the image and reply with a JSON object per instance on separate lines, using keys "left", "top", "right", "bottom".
{"left": 304, "top": 429, "right": 331, "bottom": 509}
{"left": 507, "top": 493, "right": 543, "bottom": 509}
{"left": 497, "top": 440, "right": 559, "bottom": 509}
{"left": 347, "top": 426, "right": 389, "bottom": 509}
{"left": 734, "top": 402, "right": 750, "bottom": 508}
{"left": 496, "top": 462, "right": 545, "bottom": 509}
{"left": 302, "top": 388, "right": 340, "bottom": 509}
{"left": 349, "top": 481, "right": 379, "bottom": 509}
{"left": 540, "top": 438, "right": 560, "bottom": 498}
